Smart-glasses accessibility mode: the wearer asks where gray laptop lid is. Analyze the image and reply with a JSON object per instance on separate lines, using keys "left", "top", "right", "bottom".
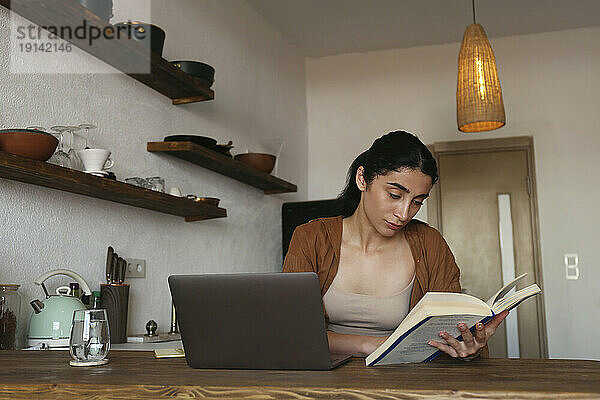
{"left": 169, "top": 272, "right": 347, "bottom": 370}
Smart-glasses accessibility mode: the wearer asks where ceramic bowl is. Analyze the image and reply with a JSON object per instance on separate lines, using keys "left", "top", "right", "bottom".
{"left": 234, "top": 153, "right": 276, "bottom": 174}
{"left": 170, "top": 61, "right": 215, "bottom": 86}
{"left": 0, "top": 129, "right": 58, "bottom": 161}
{"left": 164, "top": 135, "right": 217, "bottom": 148}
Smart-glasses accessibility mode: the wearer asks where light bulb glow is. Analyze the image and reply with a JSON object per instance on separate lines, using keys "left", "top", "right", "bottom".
{"left": 475, "top": 58, "right": 486, "bottom": 100}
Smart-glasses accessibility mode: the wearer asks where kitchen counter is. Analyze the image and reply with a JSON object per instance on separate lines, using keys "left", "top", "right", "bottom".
{"left": 23, "top": 340, "right": 183, "bottom": 352}
{"left": 0, "top": 351, "right": 599, "bottom": 399}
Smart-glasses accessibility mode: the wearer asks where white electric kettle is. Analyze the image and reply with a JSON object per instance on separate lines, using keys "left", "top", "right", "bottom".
{"left": 27, "top": 269, "right": 92, "bottom": 349}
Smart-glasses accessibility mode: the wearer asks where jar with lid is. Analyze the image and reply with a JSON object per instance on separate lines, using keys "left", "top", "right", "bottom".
{"left": 0, "top": 284, "right": 22, "bottom": 350}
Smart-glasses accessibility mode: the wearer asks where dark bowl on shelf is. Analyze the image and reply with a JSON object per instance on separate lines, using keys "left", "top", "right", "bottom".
{"left": 171, "top": 61, "right": 215, "bottom": 86}
{"left": 114, "top": 21, "right": 166, "bottom": 56}
{"left": 194, "top": 197, "right": 220, "bottom": 207}
{"left": 164, "top": 135, "right": 217, "bottom": 149}
{"left": 234, "top": 153, "right": 276, "bottom": 174}
{"left": 0, "top": 129, "right": 58, "bottom": 161}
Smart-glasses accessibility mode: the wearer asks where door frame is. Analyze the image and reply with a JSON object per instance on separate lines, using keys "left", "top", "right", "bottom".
{"left": 427, "top": 136, "right": 548, "bottom": 358}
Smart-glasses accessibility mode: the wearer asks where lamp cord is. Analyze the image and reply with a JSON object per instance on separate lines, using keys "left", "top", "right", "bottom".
{"left": 472, "top": 0, "right": 477, "bottom": 24}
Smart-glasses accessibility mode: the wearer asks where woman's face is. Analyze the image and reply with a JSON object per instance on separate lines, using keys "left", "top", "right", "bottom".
{"left": 357, "top": 167, "right": 433, "bottom": 237}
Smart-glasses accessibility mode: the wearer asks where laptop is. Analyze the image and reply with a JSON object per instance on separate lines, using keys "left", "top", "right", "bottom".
{"left": 168, "top": 272, "right": 352, "bottom": 370}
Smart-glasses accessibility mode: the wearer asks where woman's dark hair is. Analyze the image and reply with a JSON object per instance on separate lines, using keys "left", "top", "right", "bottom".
{"left": 336, "top": 130, "right": 438, "bottom": 217}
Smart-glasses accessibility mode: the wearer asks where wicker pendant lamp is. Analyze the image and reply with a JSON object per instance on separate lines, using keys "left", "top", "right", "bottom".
{"left": 457, "top": 0, "right": 505, "bottom": 132}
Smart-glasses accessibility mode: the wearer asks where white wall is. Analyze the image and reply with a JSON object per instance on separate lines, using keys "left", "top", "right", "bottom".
{"left": 0, "top": 0, "right": 307, "bottom": 346}
{"left": 306, "top": 26, "right": 600, "bottom": 359}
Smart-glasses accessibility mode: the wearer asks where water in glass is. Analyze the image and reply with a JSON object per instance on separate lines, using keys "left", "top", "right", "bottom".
{"left": 70, "top": 309, "right": 110, "bottom": 363}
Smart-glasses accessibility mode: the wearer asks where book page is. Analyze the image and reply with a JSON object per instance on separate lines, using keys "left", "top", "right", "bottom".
{"left": 366, "top": 314, "right": 486, "bottom": 365}
{"left": 402, "top": 292, "right": 490, "bottom": 323}
{"left": 486, "top": 273, "right": 528, "bottom": 307}
{"left": 491, "top": 284, "right": 541, "bottom": 314}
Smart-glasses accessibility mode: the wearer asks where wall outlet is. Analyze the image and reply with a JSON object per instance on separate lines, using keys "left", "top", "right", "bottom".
{"left": 564, "top": 253, "right": 579, "bottom": 280}
{"left": 125, "top": 259, "right": 146, "bottom": 279}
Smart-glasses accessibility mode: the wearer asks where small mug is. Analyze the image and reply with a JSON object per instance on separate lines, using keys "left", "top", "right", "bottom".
{"left": 77, "top": 149, "right": 114, "bottom": 172}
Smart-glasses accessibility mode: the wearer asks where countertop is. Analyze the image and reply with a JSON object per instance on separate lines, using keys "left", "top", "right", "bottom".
{"left": 1, "top": 351, "right": 599, "bottom": 399}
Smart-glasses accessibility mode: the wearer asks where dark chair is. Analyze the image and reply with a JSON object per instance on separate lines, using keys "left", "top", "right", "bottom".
{"left": 281, "top": 199, "right": 342, "bottom": 260}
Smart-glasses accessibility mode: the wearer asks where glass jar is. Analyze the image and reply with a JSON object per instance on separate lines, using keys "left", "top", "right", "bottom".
{"left": 146, "top": 176, "right": 165, "bottom": 192}
{"left": 124, "top": 177, "right": 148, "bottom": 188}
{"left": 0, "top": 284, "right": 22, "bottom": 350}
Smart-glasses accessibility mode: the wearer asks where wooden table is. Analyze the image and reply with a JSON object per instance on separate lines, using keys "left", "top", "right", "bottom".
{"left": 0, "top": 351, "right": 599, "bottom": 399}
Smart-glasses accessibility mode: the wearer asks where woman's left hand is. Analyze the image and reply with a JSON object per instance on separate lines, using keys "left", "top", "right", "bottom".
{"left": 428, "top": 310, "right": 509, "bottom": 361}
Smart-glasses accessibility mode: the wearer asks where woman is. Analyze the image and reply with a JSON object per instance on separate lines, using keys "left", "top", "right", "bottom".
{"left": 283, "top": 131, "right": 507, "bottom": 360}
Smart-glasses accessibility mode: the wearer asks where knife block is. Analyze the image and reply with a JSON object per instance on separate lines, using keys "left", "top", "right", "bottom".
{"left": 100, "top": 284, "right": 129, "bottom": 344}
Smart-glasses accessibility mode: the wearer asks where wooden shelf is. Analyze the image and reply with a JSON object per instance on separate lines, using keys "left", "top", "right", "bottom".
{"left": 0, "top": 151, "right": 227, "bottom": 222}
{"left": 0, "top": 0, "right": 214, "bottom": 105}
{"left": 147, "top": 142, "right": 297, "bottom": 194}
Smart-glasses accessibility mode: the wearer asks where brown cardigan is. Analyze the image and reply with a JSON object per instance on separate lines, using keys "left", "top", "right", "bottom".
{"left": 283, "top": 216, "right": 488, "bottom": 358}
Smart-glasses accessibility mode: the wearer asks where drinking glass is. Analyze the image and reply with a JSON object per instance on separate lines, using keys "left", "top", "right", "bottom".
{"left": 69, "top": 309, "right": 110, "bottom": 366}
{"left": 26, "top": 125, "right": 47, "bottom": 132}
{"left": 65, "top": 126, "right": 83, "bottom": 170}
{"left": 146, "top": 176, "right": 165, "bottom": 192}
{"left": 125, "top": 177, "right": 149, "bottom": 188}
{"left": 78, "top": 123, "right": 97, "bottom": 149}
{"left": 47, "top": 126, "right": 72, "bottom": 168}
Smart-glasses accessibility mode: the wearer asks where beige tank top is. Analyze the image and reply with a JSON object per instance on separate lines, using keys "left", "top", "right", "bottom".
{"left": 323, "top": 274, "right": 415, "bottom": 337}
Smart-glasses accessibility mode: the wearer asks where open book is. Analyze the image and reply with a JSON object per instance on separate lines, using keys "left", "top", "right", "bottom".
{"left": 365, "top": 273, "right": 541, "bottom": 366}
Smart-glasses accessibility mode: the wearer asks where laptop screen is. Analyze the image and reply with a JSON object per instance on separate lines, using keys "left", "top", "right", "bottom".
{"left": 169, "top": 272, "right": 337, "bottom": 370}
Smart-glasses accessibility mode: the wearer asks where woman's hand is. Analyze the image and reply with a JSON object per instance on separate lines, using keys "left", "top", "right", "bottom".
{"left": 427, "top": 310, "right": 509, "bottom": 361}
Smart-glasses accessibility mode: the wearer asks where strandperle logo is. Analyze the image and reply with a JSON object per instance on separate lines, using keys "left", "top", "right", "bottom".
{"left": 15, "top": 20, "right": 147, "bottom": 46}
{"left": 10, "top": 0, "right": 152, "bottom": 74}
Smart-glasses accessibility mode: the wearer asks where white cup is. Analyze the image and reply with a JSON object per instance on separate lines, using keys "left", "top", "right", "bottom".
{"left": 77, "top": 149, "right": 114, "bottom": 172}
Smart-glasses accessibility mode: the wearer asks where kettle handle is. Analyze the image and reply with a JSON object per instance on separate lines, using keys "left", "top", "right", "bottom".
{"left": 34, "top": 269, "right": 92, "bottom": 296}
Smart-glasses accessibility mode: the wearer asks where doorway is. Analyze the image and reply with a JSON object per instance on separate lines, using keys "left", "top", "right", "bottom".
{"left": 427, "top": 136, "right": 548, "bottom": 358}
